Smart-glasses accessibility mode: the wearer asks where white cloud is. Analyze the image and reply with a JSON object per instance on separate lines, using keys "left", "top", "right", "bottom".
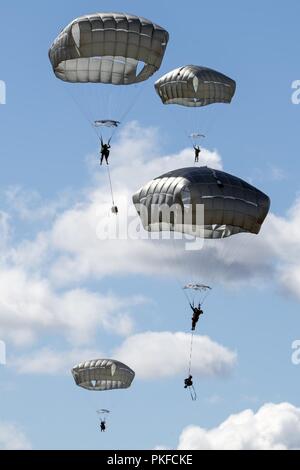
{"left": 13, "top": 347, "right": 103, "bottom": 375}
{"left": 114, "top": 331, "right": 236, "bottom": 379}
{"left": 107, "top": 121, "right": 223, "bottom": 191}
{"left": 175, "top": 402, "right": 300, "bottom": 450}
{"left": 0, "top": 421, "right": 32, "bottom": 450}
{"left": 1, "top": 120, "right": 300, "bottom": 364}
{"left": 270, "top": 166, "right": 287, "bottom": 182}
{"left": 39, "top": 123, "right": 223, "bottom": 286}
{"left": 259, "top": 201, "right": 300, "bottom": 300}
{"left": 12, "top": 332, "right": 236, "bottom": 379}
{"left": 4, "top": 186, "right": 72, "bottom": 222}
{"left": 0, "top": 266, "right": 140, "bottom": 347}
{"left": 2, "top": 122, "right": 222, "bottom": 282}
{"left": 4, "top": 121, "right": 273, "bottom": 295}
{"left": 9, "top": 232, "right": 51, "bottom": 269}
{"left": 0, "top": 211, "right": 11, "bottom": 254}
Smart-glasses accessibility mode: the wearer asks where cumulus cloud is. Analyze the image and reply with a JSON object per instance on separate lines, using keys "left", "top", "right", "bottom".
{"left": 114, "top": 331, "right": 236, "bottom": 379}
{"left": 2, "top": 122, "right": 222, "bottom": 289}
{"left": 2, "top": 121, "right": 278, "bottom": 295}
{"left": 1, "top": 120, "right": 300, "bottom": 366}
{"left": 175, "top": 402, "right": 300, "bottom": 450}
{"left": 107, "top": 121, "right": 223, "bottom": 191}
{"left": 0, "top": 266, "right": 140, "bottom": 347}
{"left": 0, "top": 123, "right": 229, "bottom": 367}
{"left": 11, "top": 331, "right": 236, "bottom": 379}
{"left": 6, "top": 129, "right": 268, "bottom": 291}
{"left": 4, "top": 186, "right": 72, "bottom": 223}
{"left": 0, "top": 422, "right": 32, "bottom": 450}
{"left": 257, "top": 202, "right": 300, "bottom": 300}
{"left": 13, "top": 347, "right": 103, "bottom": 375}
{"left": 0, "top": 211, "right": 11, "bottom": 254}
{"left": 11, "top": 122, "right": 298, "bottom": 298}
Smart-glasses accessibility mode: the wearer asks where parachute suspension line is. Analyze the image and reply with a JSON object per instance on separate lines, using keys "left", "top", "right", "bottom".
{"left": 200, "top": 289, "right": 211, "bottom": 308}
{"left": 188, "top": 331, "right": 194, "bottom": 376}
{"left": 118, "top": 85, "right": 144, "bottom": 123}
{"left": 171, "top": 236, "right": 192, "bottom": 306}
{"left": 66, "top": 87, "right": 101, "bottom": 142}
{"left": 96, "top": 84, "right": 144, "bottom": 145}
{"left": 106, "top": 164, "right": 116, "bottom": 208}
{"left": 187, "top": 332, "right": 197, "bottom": 401}
{"left": 189, "top": 384, "right": 197, "bottom": 401}
{"left": 206, "top": 234, "right": 250, "bottom": 290}
{"left": 170, "top": 237, "right": 210, "bottom": 309}
{"left": 109, "top": 84, "right": 145, "bottom": 143}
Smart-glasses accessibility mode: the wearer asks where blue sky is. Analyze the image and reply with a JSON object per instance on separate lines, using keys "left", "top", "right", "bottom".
{"left": 0, "top": 0, "right": 300, "bottom": 450}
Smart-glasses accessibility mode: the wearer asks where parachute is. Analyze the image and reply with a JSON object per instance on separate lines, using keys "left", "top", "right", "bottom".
{"left": 154, "top": 66, "right": 236, "bottom": 163}
{"left": 154, "top": 65, "right": 236, "bottom": 107}
{"left": 71, "top": 359, "right": 135, "bottom": 391}
{"left": 49, "top": 13, "right": 169, "bottom": 86}
{"left": 189, "top": 133, "right": 205, "bottom": 149}
{"left": 189, "top": 134, "right": 205, "bottom": 140}
{"left": 72, "top": 359, "right": 135, "bottom": 428}
{"left": 133, "top": 167, "right": 270, "bottom": 389}
{"left": 97, "top": 409, "right": 110, "bottom": 433}
{"left": 49, "top": 12, "right": 169, "bottom": 213}
{"left": 183, "top": 284, "right": 211, "bottom": 291}
{"left": 94, "top": 120, "right": 120, "bottom": 128}
{"left": 132, "top": 166, "right": 270, "bottom": 239}
{"left": 183, "top": 284, "right": 212, "bottom": 313}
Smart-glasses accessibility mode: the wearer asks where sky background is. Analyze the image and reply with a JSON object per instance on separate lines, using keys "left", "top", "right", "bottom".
{"left": 0, "top": 0, "right": 300, "bottom": 450}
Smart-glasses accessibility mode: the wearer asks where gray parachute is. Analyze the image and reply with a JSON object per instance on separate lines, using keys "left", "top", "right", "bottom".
{"left": 72, "top": 359, "right": 135, "bottom": 391}
{"left": 154, "top": 65, "right": 236, "bottom": 107}
{"left": 183, "top": 284, "right": 211, "bottom": 292}
{"left": 94, "top": 120, "right": 120, "bottom": 128}
{"left": 132, "top": 167, "right": 270, "bottom": 239}
{"left": 49, "top": 12, "right": 169, "bottom": 85}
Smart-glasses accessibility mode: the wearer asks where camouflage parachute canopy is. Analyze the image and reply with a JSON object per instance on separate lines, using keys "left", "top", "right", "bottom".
{"left": 72, "top": 359, "right": 135, "bottom": 391}
{"left": 183, "top": 284, "right": 211, "bottom": 291}
{"left": 132, "top": 167, "right": 270, "bottom": 239}
{"left": 94, "top": 119, "right": 120, "bottom": 128}
{"left": 49, "top": 12, "right": 169, "bottom": 85}
{"left": 155, "top": 65, "right": 236, "bottom": 107}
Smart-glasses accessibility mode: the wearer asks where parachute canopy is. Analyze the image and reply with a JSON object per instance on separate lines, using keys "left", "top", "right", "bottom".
{"left": 97, "top": 409, "right": 110, "bottom": 415}
{"left": 49, "top": 12, "right": 169, "bottom": 85}
{"left": 72, "top": 359, "right": 135, "bottom": 391}
{"left": 94, "top": 120, "right": 120, "bottom": 128}
{"left": 183, "top": 284, "right": 211, "bottom": 291}
{"left": 154, "top": 65, "right": 236, "bottom": 107}
{"left": 132, "top": 167, "right": 270, "bottom": 239}
{"left": 190, "top": 133, "right": 205, "bottom": 139}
